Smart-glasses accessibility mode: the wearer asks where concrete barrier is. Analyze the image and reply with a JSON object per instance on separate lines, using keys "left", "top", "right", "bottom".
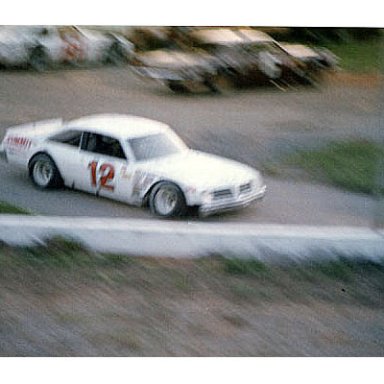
{"left": 1, "top": 215, "right": 383, "bottom": 263}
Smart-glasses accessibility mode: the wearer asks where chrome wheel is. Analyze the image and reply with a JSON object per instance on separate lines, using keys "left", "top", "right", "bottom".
{"left": 149, "top": 182, "right": 187, "bottom": 217}
{"left": 32, "top": 159, "right": 54, "bottom": 187}
{"left": 29, "top": 154, "right": 63, "bottom": 189}
{"left": 154, "top": 187, "right": 178, "bottom": 216}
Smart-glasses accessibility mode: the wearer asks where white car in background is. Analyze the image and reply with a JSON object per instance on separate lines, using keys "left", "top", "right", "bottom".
{"left": 0, "top": 26, "right": 134, "bottom": 71}
{"left": 277, "top": 43, "right": 338, "bottom": 69}
{"left": 130, "top": 49, "right": 220, "bottom": 92}
{"left": 0, "top": 114, "right": 266, "bottom": 217}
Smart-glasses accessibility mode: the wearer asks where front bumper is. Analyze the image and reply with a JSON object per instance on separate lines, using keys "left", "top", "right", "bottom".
{"left": 130, "top": 65, "right": 185, "bottom": 81}
{"left": 199, "top": 184, "right": 266, "bottom": 217}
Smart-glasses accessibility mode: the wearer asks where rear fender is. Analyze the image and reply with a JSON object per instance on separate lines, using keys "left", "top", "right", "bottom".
{"left": 28, "top": 150, "right": 64, "bottom": 182}
{"left": 3, "top": 119, "right": 63, "bottom": 140}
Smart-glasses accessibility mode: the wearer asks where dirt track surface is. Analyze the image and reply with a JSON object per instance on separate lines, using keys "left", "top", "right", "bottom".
{"left": 0, "top": 67, "right": 382, "bottom": 225}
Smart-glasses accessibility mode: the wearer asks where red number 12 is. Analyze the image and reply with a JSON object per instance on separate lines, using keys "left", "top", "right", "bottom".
{"left": 88, "top": 161, "right": 115, "bottom": 191}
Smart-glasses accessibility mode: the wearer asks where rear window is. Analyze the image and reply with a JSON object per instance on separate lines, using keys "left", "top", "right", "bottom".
{"left": 128, "top": 133, "right": 183, "bottom": 161}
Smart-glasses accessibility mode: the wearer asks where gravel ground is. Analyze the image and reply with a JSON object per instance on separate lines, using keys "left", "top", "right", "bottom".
{"left": 1, "top": 244, "right": 383, "bottom": 357}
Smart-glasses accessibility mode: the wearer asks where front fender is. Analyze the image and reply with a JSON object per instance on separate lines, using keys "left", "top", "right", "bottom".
{"left": 131, "top": 171, "right": 162, "bottom": 206}
{"left": 139, "top": 176, "right": 196, "bottom": 207}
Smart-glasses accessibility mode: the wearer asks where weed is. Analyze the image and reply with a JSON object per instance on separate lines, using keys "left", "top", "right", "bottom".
{"left": 17, "top": 236, "right": 93, "bottom": 268}
{"left": 172, "top": 272, "right": 194, "bottom": 293}
{"left": 261, "top": 162, "right": 281, "bottom": 176}
{"left": 314, "top": 260, "right": 354, "bottom": 282}
{"left": 229, "top": 281, "right": 257, "bottom": 299}
{"left": 44, "top": 236, "right": 87, "bottom": 254}
{"left": 101, "top": 253, "right": 136, "bottom": 267}
{"left": 222, "top": 258, "right": 267, "bottom": 276}
{"left": 0, "top": 201, "right": 31, "bottom": 214}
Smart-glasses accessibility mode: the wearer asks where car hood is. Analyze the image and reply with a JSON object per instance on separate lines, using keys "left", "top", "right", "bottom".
{"left": 136, "top": 50, "right": 213, "bottom": 69}
{"left": 278, "top": 43, "right": 320, "bottom": 59}
{"left": 138, "top": 150, "right": 261, "bottom": 190}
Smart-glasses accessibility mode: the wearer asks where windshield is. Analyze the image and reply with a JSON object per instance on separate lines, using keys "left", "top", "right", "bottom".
{"left": 128, "top": 133, "right": 186, "bottom": 161}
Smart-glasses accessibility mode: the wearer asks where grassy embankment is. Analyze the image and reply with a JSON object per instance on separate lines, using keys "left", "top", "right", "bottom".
{"left": 0, "top": 237, "right": 382, "bottom": 298}
{"left": 0, "top": 238, "right": 383, "bottom": 356}
{"left": 323, "top": 38, "right": 382, "bottom": 73}
{"left": 285, "top": 140, "right": 384, "bottom": 195}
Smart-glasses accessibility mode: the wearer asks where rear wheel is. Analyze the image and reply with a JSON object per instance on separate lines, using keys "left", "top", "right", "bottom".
{"left": 203, "top": 76, "right": 220, "bottom": 93}
{"left": 149, "top": 182, "right": 187, "bottom": 217}
{"left": 29, "top": 47, "right": 49, "bottom": 72}
{"left": 29, "top": 154, "right": 63, "bottom": 189}
{"left": 105, "top": 42, "right": 126, "bottom": 66}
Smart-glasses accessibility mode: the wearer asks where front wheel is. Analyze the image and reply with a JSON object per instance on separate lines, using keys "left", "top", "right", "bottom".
{"left": 29, "top": 154, "right": 63, "bottom": 189}
{"left": 167, "top": 80, "right": 189, "bottom": 93}
{"left": 149, "top": 182, "right": 187, "bottom": 217}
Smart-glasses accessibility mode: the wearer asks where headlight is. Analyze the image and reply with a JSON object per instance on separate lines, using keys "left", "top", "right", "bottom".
{"left": 253, "top": 173, "right": 264, "bottom": 189}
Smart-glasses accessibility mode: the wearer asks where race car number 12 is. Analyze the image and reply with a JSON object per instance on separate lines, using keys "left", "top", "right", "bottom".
{"left": 88, "top": 161, "right": 115, "bottom": 191}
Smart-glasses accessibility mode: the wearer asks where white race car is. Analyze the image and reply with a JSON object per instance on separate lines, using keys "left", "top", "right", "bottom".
{"left": 0, "top": 114, "right": 266, "bottom": 217}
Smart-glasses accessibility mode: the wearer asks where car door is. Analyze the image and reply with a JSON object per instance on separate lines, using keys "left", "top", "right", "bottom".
{"left": 46, "top": 129, "right": 83, "bottom": 187}
{"left": 76, "top": 132, "right": 136, "bottom": 203}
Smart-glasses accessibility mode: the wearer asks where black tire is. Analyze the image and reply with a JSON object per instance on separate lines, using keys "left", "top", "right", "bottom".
{"left": 105, "top": 42, "right": 126, "bottom": 66}
{"left": 149, "top": 181, "right": 187, "bottom": 217}
{"left": 29, "top": 154, "right": 63, "bottom": 189}
{"left": 203, "top": 78, "right": 220, "bottom": 93}
{"left": 167, "top": 80, "right": 189, "bottom": 93}
{"left": 29, "top": 47, "right": 49, "bottom": 72}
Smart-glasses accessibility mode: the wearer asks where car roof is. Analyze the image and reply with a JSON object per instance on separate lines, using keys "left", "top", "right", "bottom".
{"left": 190, "top": 28, "right": 244, "bottom": 45}
{"left": 277, "top": 43, "right": 319, "bottom": 58}
{"left": 190, "top": 28, "right": 275, "bottom": 45}
{"left": 137, "top": 49, "right": 210, "bottom": 67}
{"left": 237, "top": 29, "right": 276, "bottom": 43}
{"left": 67, "top": 114, "right": 170, "bottom": 139}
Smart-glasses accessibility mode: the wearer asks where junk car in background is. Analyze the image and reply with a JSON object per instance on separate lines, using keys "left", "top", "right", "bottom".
{"left": 129, "top": 49, "right": 221, "bottom": 92}
{"left": 189, "top": 28, "right": 338, "bottom": 87}
{"left": 277, "top": 43, "right": 338, "bottom": 75}
{"left": 0, "top": 26, "right": 134, "bottom": 71}
{"left": 129, "top": 27, "right": 337, "bottom": 92}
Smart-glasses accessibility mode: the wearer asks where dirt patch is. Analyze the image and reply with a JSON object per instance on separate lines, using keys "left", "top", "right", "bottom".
{"left": 324, "top": 71, "right": 382, "bottom": 88}
{"left": 0, "top": 246, "right": 383, "bottom": 356}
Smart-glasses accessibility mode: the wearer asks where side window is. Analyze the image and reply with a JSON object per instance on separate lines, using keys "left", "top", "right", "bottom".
{"left": 49, "top": 130, "right": 82, "bottom": 147}
{"left": 82, "top": 133, "right": 126, "bottom": 160}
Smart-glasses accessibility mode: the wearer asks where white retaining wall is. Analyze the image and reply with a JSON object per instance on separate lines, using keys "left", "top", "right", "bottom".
{"left": 0, "top": 215, "right": 383, "bottom": 262}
